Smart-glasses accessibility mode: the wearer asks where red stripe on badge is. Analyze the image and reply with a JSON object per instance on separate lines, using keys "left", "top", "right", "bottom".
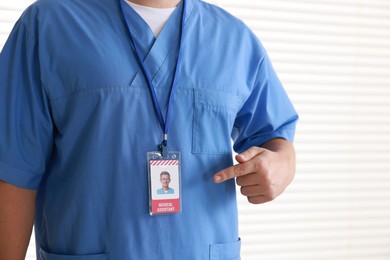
{"left": 150, "top": 160, "right": 179, "bottom": 166}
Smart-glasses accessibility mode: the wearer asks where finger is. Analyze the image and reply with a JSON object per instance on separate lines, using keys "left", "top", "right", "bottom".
{"left": 236, "top": 173, "right": 262, "bottom": 187}
{"left": 247, "top": 195, "right": 271, "bottom": 204}
{"left": 213, "top": 162, "right": 257, "bottom": 183}
{"left": 235, "top": 146, "right": 265, "bottom": 164}
{"left": 240, "top": 185, "right": 263, "bottom": 197}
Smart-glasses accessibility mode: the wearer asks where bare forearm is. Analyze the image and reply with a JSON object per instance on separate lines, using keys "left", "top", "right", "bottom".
{"left": 0, "top": 180, "right": 36, "bottom": 260}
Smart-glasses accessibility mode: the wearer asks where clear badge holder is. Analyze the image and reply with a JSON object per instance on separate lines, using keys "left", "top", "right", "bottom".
{"left": 147, "top": 151, "right": 182, "bottom": 215}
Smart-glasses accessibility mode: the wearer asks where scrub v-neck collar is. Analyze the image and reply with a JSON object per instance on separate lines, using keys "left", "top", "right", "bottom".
{"left": 118, "top": 0, "right": 196, "bottom": 86}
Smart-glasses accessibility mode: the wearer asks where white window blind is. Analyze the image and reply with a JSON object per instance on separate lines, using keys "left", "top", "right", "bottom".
{"left": 1, "top": 0, "right": 390, "bottom": 259}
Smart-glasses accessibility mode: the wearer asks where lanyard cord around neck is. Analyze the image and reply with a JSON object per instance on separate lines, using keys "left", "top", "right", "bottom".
{"left": 118, "top": 0, "right": 186, "bottom": 156}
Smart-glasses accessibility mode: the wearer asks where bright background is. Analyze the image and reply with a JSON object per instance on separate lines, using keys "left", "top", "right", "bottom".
{"left": 1, "top": 0, "right": 390, "bottom": 259}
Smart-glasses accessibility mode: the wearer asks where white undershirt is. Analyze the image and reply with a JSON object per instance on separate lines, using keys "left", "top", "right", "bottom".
{"left": 126, "top": 1, "right": 176, "bottom": 37}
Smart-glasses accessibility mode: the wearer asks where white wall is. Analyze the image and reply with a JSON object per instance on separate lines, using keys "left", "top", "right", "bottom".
{"left": 1, "top": 0, "right": 390, "bottom": 259}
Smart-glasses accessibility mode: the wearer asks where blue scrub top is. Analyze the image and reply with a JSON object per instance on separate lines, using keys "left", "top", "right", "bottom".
{"left": 0, "top": 0, "right": 298, "bottom": 259}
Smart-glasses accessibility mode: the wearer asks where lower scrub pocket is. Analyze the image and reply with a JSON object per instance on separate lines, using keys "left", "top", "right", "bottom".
{"left": 209, "top": 239, "right": 241, "bottom": 260}
{"left": 39, "top": 248, "right": 108, "bottom": 260}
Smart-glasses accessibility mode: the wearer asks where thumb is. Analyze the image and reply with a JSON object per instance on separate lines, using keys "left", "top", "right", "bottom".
{"left": 235, "top": 146, "right": 265, "bottom": 163}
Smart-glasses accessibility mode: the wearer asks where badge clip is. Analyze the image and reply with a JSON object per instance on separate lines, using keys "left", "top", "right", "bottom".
{"left": 158, "top": 134, "right": 168, "bottom": 157}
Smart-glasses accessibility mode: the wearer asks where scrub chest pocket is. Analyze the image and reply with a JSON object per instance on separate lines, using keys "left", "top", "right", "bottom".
{"left": 192, "top": 89, "right": 242, "bottom": 155}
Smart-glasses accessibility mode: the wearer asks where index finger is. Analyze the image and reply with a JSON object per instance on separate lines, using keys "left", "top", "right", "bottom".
{"left": 213, "top": 162, "right": 256, "bottom": 183}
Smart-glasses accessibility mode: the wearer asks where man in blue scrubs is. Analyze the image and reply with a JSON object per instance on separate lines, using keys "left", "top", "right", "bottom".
{"left": 0, "top": 0, "right": 298, "bottom": 259}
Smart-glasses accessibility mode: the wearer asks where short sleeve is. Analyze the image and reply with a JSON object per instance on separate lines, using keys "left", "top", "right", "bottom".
{"left": 232, "top": 45, "right": 298, "bottom": 154}
{"left": 0, "top": 12, "right": 53, "bottom": 190}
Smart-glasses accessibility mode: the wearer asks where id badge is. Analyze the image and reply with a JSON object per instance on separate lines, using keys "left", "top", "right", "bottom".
{"left": 147, "top": 151, "right": 181, "bottom": 215}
